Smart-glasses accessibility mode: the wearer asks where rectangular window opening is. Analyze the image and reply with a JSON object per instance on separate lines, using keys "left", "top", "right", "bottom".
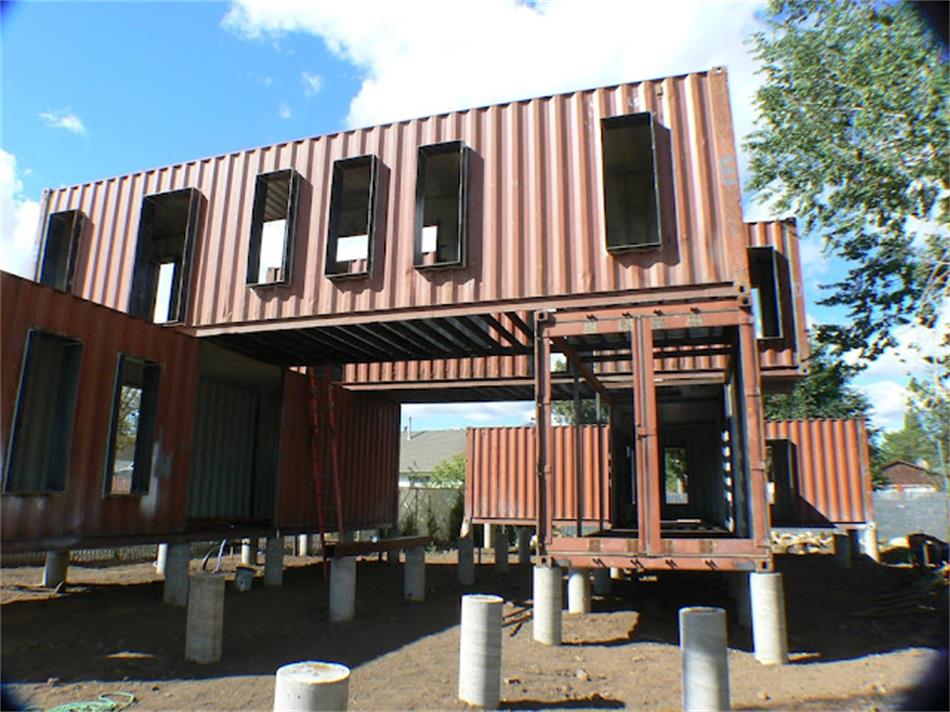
{"left": 129, "top": 188, "right": 200, "bottom": 324}
{"left": 663, "top": 447, "right": 689, "bottom": 505}
{"left": 248, "top": 170, "right": 299, "bottom": 286}
{"left": 748, "top": 246, "right": 784, "bottom": 339}
{"left": 326, "top": 156, "right": 378, "bottom": 278}
{"left": 104, "top": 356, "right": 160, "bottom": 496}
{"left": 601, "top": 112, "right": 662, "bottom": 251}
{"left": 414, "top": 141, "right": 467, "bottom": 269}
{"left": 4, "top": 330, "right": 83, "bottom": 494}
{"left": 38, "top": 210, "right": 84, "bottom": 292}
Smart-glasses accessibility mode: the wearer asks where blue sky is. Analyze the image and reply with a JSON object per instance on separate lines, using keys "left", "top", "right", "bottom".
{"left": 0, "top": 0, "right": 937, "bottom": 433}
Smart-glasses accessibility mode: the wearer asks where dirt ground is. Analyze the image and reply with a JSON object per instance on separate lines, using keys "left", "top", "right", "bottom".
{"left": 1, "top": 548, "right": 947, "bottom": 711}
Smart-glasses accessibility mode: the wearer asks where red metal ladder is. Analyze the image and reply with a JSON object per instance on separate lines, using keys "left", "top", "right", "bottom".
{"left": 306, "top": 366, "right": 345, "bottom": 570}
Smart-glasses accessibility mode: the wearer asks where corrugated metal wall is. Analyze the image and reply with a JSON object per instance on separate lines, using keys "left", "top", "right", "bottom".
{"left": 42, "top": 69, "right": 747, "bottom": 328}
{"left": 765, "top": 419, "right": 873, "bottom": 525}
{"left": 276, "top": 371, "right": 400, "bottom": 530}
{"left": 1, "top": 272, "right": 198, "bottom": 546}
{"left": 466, "top": 425, "right": 610, "bottom": 524}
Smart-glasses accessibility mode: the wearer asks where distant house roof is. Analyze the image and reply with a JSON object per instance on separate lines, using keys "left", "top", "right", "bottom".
{"left": 399, "top": 429, "right": 466, "bottom": 475}
{"left": 880, "top": 460, "right": 944, "bottom": 489}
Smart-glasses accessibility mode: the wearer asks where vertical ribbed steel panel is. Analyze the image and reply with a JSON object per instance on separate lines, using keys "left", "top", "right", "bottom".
{"left": 43, "top": 69, "right": 748, "bottom": 329}
{"left": 764, "top": 419, "right": 873, "bottom": 524}
{"left": 466, "top": 425, "right": 610, "bottom": 524}
{"left": 1, "top": 272, "right": 198, "bottom": 545}
{"left": 274, "top": 372, "right": 400, "bottom": 530}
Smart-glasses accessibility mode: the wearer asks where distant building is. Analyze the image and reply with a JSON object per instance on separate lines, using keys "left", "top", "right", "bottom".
{"left": 398, "top": 429, "right": 466, "bottom": 487}
{"left": 879, "top": 460, "right": 944, "bottom": 492}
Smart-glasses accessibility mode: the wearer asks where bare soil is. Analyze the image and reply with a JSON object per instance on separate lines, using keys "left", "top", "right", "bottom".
{"left": 1, "top": 549, "right": 946, "bottom": 711}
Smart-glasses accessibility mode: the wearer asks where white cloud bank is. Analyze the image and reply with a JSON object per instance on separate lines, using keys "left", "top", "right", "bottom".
{"left": 403, "top": 401, "right": 534, "bottom": 430}
{"left": 0, "top": 150, "right": 41, "bottom": 278}
{"left": 222, "top": 0, "right": 766, "bottom": 160}
{"left": 301, "top": 71, "right": 323, "bottom": 97}
{"left": 38, "top": 109, "right": 86, "bottom": 135}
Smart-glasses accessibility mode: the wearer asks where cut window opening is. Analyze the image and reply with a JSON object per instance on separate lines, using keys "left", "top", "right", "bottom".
{"left": 129, "top": 189, "right": 200, "bottom": 324}
{"left": 663, "top": 447, "right": 689, "bottom": 505}
{"left": 326, "top": 156, "right": 378, "bottom": 278}
{"left": 4, "top": 330, "right": 82, "bottom": 494}
{"left": 104, "top": 356, "right": 160, "bottom": 496}
{"left": 748, "top": 246, "right": 785, "bottom": 339}
{"left": 38, "top": 210, "right": 85, "bottom": 292}
{"left": 248, "top": 170, "right": 299, "bottom": 286}
{"left": 414, "top": 142, "right": 468, "bottom": 269}
{"left": 601, "top": 112, "right": 663, "bottom": 251}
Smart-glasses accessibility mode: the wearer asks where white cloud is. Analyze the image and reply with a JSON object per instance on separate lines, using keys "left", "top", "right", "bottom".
{"left": 0, "top": 149, "right": 41, "bottom": 278}
{"left": 38, "top": 109, "right": 86, "bottom": 135}
{"left": 402, "top": 401, "right": 534, "bottom": 430}
{"left": 277, "top": 102, "right": 292, "bottom": 119}
{"left": 222, "top": 2, "right": 767, "bottom": 176}
{"left": 301, "top": 71, "right": 322, "bottom": 97}
{"left": 857, "top": 380, "right": 909, "bottom": 433}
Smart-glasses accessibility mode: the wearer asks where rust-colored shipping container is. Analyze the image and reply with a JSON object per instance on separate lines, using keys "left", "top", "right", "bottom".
{"left": 466, "top": 425, "right": 610, "bottom": 526}
{"left": 765, "top": 418, "right": 874, "bottom": 525}
{"left": 1, "top": 272, "right": 199, "bottom": 549}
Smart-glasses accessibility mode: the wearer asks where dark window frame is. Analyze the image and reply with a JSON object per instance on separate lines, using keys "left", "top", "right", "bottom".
{"left": 102, "top": 354, "right": 161, "bottom": 497}
{"left": 325, "top": 155, "right": 380, "bottom": 279}
{"left": 413, "top": 141, "right": 469, "bottom": 270}
{"left": 246, "top": 169, "right": 301, "bottom": 288}
{"left": 748, "top": 246, "right": 789, "bottom": 341}
{"left": 128, "top": 187, "right": 202, "bottom": 325}
{"left": 37, "top": 209, "right": 85, "bottom": 292}
{"left": 600, "top": 111, "right": 665, "bottom": 252}
{"left": 3, "top": 329, "right": 83, "bottom": 495}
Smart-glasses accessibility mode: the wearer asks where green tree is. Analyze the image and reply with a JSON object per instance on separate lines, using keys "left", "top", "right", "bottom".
{"left": 429, "top": 453, "right": 466, "bottom": 487}
{"left": 880, "top": 407, "right": 940, "bottom": 471}
{"left": 746, "top": 0, "right": 949, "bottom": 359}
{"left": 763, "top": 340, "right": 871, "bottom": 420}
{"left": 551, "top": 357, "right": 609, "bottom": 425}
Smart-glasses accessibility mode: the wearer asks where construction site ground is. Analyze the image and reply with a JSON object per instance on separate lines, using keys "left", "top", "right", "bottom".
{"left": 2, "top": 549, "right": 947, "bottom": 711}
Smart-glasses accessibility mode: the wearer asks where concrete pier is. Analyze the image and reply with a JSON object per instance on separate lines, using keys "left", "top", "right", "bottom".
{"left": 274, "top": 661, "right": 350, "bottom": 712}
{"left": 532, "top": 564, "right": 562, "bottom": 645}
{"left": 405, "top": 547, "right": 426, "bottom": 601}
{"left": 329, "top": 558, "right": 356, "bottom": 623}
{"left": 163, "top": 542, "right": 190, "bottom": 607}
{"left": 458, "top": 594, "right": 504, "bottom": 708}
{"left": 567, "top": 567, "right": 591, "bottom": 614}
{"left": 155, "top": 543, "right": 168, "bottom": 575}
{"left": 241, "top": 538, "right": 257, "bottom": 566}
{"left": 458, "top": 537, "right": 475, "bottom": 585}
{"left": 592, "top": 568, "right": 611, "bottom": 596}
{"left": 833, "top": 533, "right": 851, "bottom": 569}
{"left": 493, "top": 527, "right": 509, "bottom": 572}
{"left": 750, "top": 572, "right": 788, "bottom": 665}
{"left": 185, "top": 573, "right": 226, "bottom": 664}
{"left": 862, "top": 524, "right": 880, "bottom": 562}
{"left": 517, "top": 527, "right": 532, "bottom": 565}
{"left": 264, "top": 536, "right": 284, "bottom": 587}
{"left": 42, "top": 550, "right": 69, "bottom": 588}
{"left": 297, "top": 534, "right": 310, "bottom": 556}
{"left": 730, "top": 573, "right": 752, "bottom": 629}
{"left": 679, "top": 606, "right": 730, "bottom": 711}
{"left": 482, "top": 523, "right": 492, "bottom": 551}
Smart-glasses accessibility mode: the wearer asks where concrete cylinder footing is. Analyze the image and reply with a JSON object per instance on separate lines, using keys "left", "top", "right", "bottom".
{"left": 185, "top": 573, "right": 226, "bottom": 664}
{"left": 517, "top": 527, "right": 532, "bottom": 565}
{"left": 297, "top": 534, "right": 310, "bottom": 557}
{"left": 274, "top": 661, "right": 350, "bottom": 712}
{"left": 610, "top": 567, "right": 624, "bottom": 581}
{"left": 493, "top": 527, "right": 509, "bottom": 572}
{"left": 264, "top": 536, "right": 284, "bottom": 587}
{"left": 750, "top": 572, "right": 788, "bottom": 665}
{"left": 458, "top": 594, "right": 504, "bottom": 708}
{"left": 241, "top": 538, "right": 257, "bottom": 566}
{"left": 234, "top": 565, "right": 254, "bottom": 592}
{"left": 43, "top": 550, "right": 69, "bottom": 588}
{"left": 679, "top": 606, "right": 730, "bottom": 712}
{"left": 532, "top": 564, "right": 562, "bottom": 645}
{"left": 731, "top": 573, "right": 751, "bottom": 629}
{"left": 592, "top": 568, "right": 611, "bottom": 596}
{"left": 163, "top": 542, "right": 190, "bottom": 607}
{"left": 404, "top": 547, "right": 426, "bottom": 601}
{"left": 156, "top": 543, "right": 168, "bottom": 576}
{"left": 482, "top": 523, "right": 492, "bottom": 551}
{"left": 329, "top": 558, "right": 356, "bottom": 623}
{"left": 567, "top": 568, "right": 592, "bottom": 614}
{"left": 848, "top": 529, "right": 861, "bottom": 560}
{"left": 458, "top": 537, "right": 475, "bottom": 585}
{"left": 862, "top": 525, "right": 880, "bottom": 563}
{"left": 833, "top": 533, "right": 851, "bottom": 569}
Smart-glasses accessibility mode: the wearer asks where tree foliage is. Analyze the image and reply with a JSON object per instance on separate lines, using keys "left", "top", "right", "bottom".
{"left": 551, "top": 357, "right": 609, "bottom": 425}
{"left": 763, "top": 340, "right": 871, "bottom": 420}
{"left": 746, "top": 0, "right": 949, "bottom": 359}
{"left": 429, "top": 453, "right": 466, "bottom": 487}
